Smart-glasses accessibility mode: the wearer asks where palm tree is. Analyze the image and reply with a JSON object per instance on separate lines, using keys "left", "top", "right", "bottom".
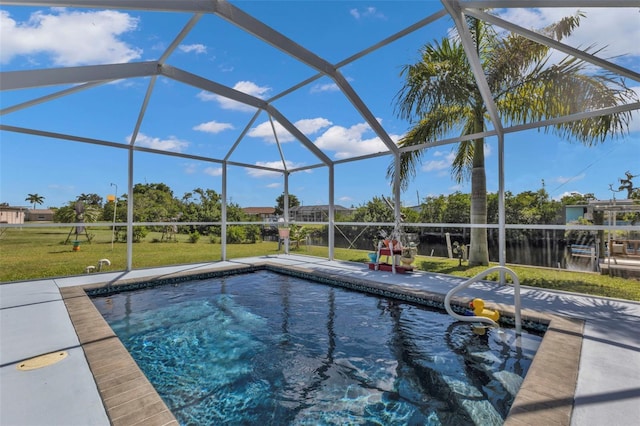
{"left": 25, "top": 193, "right": 44, "bottom": 209}
{"left": 391, "top": 13, "right": 636, "bottom": 266}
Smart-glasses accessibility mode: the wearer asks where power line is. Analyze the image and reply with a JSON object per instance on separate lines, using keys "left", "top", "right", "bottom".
{"left": 551, "top": 143, "right": 619, "bottom": 196}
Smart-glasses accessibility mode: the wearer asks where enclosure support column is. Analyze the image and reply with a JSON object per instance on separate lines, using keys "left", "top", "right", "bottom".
{"left": 498, "top": 133, "right": 506, "bottom": 280}
{"left": 126, "top": 73, "right": 157, "bottom": 272}
{"left": 110, "top": 182, "right": 118, "bottom": 251}
{"left": 393, "top": 154, "right": 402, "bottom": 231}
{"left": 221, "top": 162, "right": 227, "bottom": 261}
{"left": 328, "top": 165, "right": 335, "bottom": 260}
{"left": 126, "top": 146, "right": 134, "bottom": 271}
{"left": 284, "top": 172, "right": 290, "bottom": 254}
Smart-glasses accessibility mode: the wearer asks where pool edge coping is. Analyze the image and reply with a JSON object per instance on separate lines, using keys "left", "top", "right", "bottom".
{"left": 63, "top": 261, "right": 583, "bottom": 426}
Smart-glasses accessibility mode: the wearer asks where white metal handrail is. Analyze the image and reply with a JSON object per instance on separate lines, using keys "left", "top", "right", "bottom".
{"left": 444, "top": 266, "right": 522, "bottom": 334}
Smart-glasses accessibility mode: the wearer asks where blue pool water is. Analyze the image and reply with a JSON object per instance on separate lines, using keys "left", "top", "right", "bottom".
{"left": 93, "top": 270, "right": 542, "bottom": 425}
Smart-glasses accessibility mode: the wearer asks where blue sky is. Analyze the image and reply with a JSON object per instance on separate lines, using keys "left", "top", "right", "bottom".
{"left": 1, "top": 1, "right": 639, "bottom": 210}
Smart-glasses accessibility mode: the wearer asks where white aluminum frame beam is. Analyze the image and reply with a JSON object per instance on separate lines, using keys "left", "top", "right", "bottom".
{"left": 158, "top": 66, "right": 332, "bottom": 167}
{"left": 397, "top": 102, "right": 640, "bottom": 154}
{"left": 0, "top": 81, "right": 104, "bottom": 115}
{"left": 224, "top": 111, "right": 262, "bottom": 162}
{"left": 0, "top": 0, "right": 217, "bottom": 12}
{"left": 158, "top": 14, "right": 203, "bottom": 64}
{"left": 336, "top": 10, "right": 449, "bottom": 68}
{"left": 266, "top": 107, "right": 332, "bottom": 166}
{"left": 465, "top": 8, "right": 640, "bottom": 83}
{"left": 159, "top": 65, "right": 267, "bottom": 110}
{"left": 212, "top": 0, "right": 398, "bottom": 153}
{"left": 443, "top": 0, "right": 504, "bottom": 136}
{"left": 1, "top": 122, "right": 322, "bottom": 175}
{"left": 128, "top": 75, "right": 157, "bottom": 146}
{"left": 0, "top": 62, "right": 159, "bottom": 91}
{"left": 460, "top": 1, "right": 639, "bottom": 7}
{"left": 2, "top": 0, "right": 639, "bottom": 272}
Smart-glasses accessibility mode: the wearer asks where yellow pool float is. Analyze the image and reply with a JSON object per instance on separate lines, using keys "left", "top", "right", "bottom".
{"left": 469, "top": 298, "right": 500, "bottom": 322}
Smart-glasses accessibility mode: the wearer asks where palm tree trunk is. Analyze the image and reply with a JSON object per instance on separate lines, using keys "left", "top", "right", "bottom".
{"left": 468, "top": 139, "right": 489, "bottom": 266}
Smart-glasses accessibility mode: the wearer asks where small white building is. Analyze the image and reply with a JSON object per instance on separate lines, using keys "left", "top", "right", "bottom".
{"left": 0, "top": 206, "right": 26, "bottom": 224}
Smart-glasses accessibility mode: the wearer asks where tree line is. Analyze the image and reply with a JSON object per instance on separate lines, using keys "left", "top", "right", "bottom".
{"left": 25, "top": 181, "right": 634, "bottom": 245}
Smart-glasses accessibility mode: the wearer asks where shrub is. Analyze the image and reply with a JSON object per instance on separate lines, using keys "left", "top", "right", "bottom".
{"left": 115, "top": 226, "right": 148, "bottom": 243}
{"left": 227, "top": 226, "right": 246, "bottom": 244}
{"left": 188, "top": 231, "right": 200, "bottom": 243}
{"left": 245, "top": 225, "right": 261, "bottom": 243}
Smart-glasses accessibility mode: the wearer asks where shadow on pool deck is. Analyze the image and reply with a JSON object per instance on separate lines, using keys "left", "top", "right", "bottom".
{"left": 1, "top": 254, "right": 639, "bottom": 425}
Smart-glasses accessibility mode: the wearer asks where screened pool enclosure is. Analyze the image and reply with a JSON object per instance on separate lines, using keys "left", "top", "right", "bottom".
{"left": 1, "top": 0, "right": 639, "bottom": 279}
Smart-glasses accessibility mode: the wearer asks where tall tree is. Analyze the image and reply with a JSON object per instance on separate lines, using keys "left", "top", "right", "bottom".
{"left": 78, "top": 193, "right": 103, "bottom": 206}
{"left": 275, "top": 193, "right": 300, "bottom": 216}
{"left": 131, "top": 183, "right": 180, "bottom": 222}
{"left": 25, "top": 193, "right": 44, "bottom": 209}
{"left": 391, "top": 13, "right": 635, "bottom": 266}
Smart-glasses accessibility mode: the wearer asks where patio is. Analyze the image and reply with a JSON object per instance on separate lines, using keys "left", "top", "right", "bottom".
{"left": 1, "top": 254, "right": 639, "bottom": 425}
{"left": 1, "top": 1, "right": 639, "bottom": 424}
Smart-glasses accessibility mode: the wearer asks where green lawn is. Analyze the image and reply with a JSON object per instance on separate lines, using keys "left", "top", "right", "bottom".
{"left": 1, "top": 226, "right": 638, "bottom": 301}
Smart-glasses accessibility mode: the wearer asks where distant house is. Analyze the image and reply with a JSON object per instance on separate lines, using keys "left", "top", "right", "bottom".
{"left": 242, "top": 207, "right": 278, "bottom": 222}
{"left": 564, "top": 205, "right": 589, "bottom": 223}
{"left": 289, "top": 204, "right": 353, "bottom": 222}
{"left": 565, "top": 200, "right": 640, "bottom": 226}
{"left": 26, "top": 208, "right": 55, "bottom": 222}
{"left": 0, "top": 206, "right": 26, "bottom": 224}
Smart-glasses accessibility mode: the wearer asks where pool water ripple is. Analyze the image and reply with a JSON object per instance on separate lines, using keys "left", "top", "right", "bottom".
{"left": 93, "top": 270, "right": 542, "bottom": 425}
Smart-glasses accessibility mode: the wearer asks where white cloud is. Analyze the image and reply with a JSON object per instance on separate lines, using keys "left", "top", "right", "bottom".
{"left": 131, "top": 133, "right": 189, "bottom": 153}
{"left": 181, "top": 163, "right": 222, "bottom": 177}
{"left": 196, "top": 91, "right": 217, "bottom": 101}
{"left": 204, "top": 167, "right": 222, "bottom": 177}
{"left": 0, "top": 9, "right": 141, "bottom": 65}
{"left": 349, "top": 7, "right": 386, "bottom": 21}
{"left": 423, "top": 144, "right": 490, "bottom": 173}
{"left": 248, "top": 121, "right": 294, "bottom": 143}
{"left": 196, "top": 80, "right": 270, "bottom": 112}
{"left": 296, "top": 118, "right": 333, "bottom": 135}
{"left": 314, "top": 121, "right": 396, "bottom": 159}
{"left": 248, "top": 117, "right": 332, "bottom": 143}
{"left": 339, "top": 196, "right": 353, "bottom": 203}
{"left": 178, "top": 43, "right": 207, "bottom": 54}
{"left": 151, "top": 41, "right": 166, "bottom": 51}
{"left": 495, "top": 8, "right": 640, "bottom": 60}
{"left": 555, "top": 173, "right": 586, "bottom": 185}
{"left": 246, "top": 160, "right": 303, "bottom": 178}
{"left": 193, "top": 121, "right": 234, "bottom": 134}
{"left": 266, "top": 182, "right": 281, "bottom": 188}
{"left": 484, "top": 142, "right": 492, "bottom": 157}
{"left": 421, "top": 152, "right": 456, "bottom": 172}
{"left": 310, "top": 82, "right": 340, "bottom": 93}
{"left": 183, "top": 163, "right": 197, "bottom": 174}
{"left": 554, "top": 191, "right": 581, "bottom": 201}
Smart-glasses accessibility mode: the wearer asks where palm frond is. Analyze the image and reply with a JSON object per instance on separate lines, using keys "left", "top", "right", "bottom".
{"left": 451, "top": 140, "right": 474, "bottom": 184}
{"left": 497, "top": 53, "right": 636, "bottom": 143}
{"left": 394, "top": 38, "right": 473, "bottom": 122}
{"left": 388, "top": 105, "right": 471, "bottom": 190}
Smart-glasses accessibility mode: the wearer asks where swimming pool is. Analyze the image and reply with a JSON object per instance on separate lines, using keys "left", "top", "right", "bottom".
{"left": 93, "top": 269, "right": 542, "bottom": 425}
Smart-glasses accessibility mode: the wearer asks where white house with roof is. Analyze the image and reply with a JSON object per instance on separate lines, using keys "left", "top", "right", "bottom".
{"left": 0, "top": 205, "right": 26, "bottom": 224}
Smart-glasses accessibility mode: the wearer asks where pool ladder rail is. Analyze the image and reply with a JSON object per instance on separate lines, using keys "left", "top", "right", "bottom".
{"left": 444, "top": 266, "right": 522, "bottom": 334}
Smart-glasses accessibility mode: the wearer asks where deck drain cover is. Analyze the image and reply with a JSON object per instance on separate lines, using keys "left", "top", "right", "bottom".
{"left": 17, "top": 351, "right": 68, "bottom": 371}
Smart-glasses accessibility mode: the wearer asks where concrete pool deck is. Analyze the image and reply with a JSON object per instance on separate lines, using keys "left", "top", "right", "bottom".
{"left": 1, "top": 254, "right": 639, "bottom": 425}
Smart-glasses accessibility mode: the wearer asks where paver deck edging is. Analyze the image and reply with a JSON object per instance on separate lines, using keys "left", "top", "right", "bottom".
{"left": 60, "top": 287, "right": 179, "bottom": 426}
{"left": 60, "top": 261, "right": 584, "bottom": 426}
